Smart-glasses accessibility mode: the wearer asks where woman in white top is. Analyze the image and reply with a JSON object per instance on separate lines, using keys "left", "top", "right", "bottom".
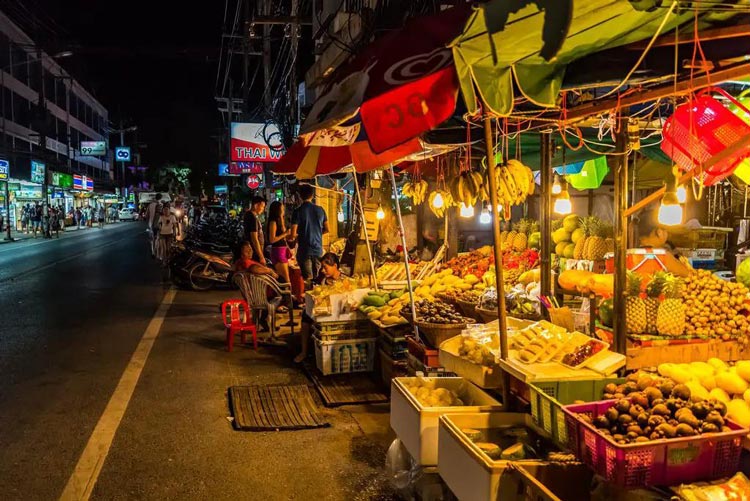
{"left": 157, "top": 205, "right": 178, "bottom": 263}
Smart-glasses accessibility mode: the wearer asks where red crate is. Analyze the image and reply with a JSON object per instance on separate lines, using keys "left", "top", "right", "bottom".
{"left": 406, "top": 336, "right": 440, "bottom": 368}
{"left": 662, "top": 87, "right": 750, "bottom": 186}
{"left": 562, "top": 399, "right": 746, "bottom": 489}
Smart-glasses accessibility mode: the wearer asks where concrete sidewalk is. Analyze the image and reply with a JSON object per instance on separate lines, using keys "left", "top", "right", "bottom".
{"left": 90, "top": 287, "right": 396, "bottom": 500}
{"left": 0, "top": 221, "right": 140, "bottom": 245}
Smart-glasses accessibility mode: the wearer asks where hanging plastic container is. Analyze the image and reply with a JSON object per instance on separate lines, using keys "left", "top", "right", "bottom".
{"left": 661, "top": 87, "right": 750, "bottom": 186}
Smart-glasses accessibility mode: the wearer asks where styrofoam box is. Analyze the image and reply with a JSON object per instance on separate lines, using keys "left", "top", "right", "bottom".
{"left": 390, "top": 377, "right": 502, "bottom": 466}
{"left": 438, "top": 336, "right": 503, "bottom": 389}
{"left": 438, "top": 412, "right": 551, "bottom": 501}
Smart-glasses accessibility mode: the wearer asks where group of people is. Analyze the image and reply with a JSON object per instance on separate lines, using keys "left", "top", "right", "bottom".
{"left": 72, "top": 205, "right": 107, "bottom": 229}
{"left": 235, "top": 184, "right": 346, "bottom": 362}
{"left": 19, "top": 203, "right": 66, "bottom": 238}
{"left": 240, "top": 184, "right": 329, "bottom": 285}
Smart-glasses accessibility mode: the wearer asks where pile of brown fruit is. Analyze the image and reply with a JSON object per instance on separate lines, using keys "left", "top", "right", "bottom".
{"left": 581, "top": 378, "right": 730, "bottom": 445}
{"left": 400, "top": 300, "right": 470, "bottom": 324}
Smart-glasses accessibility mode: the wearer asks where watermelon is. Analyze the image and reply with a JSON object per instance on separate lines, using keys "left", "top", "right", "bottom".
{"left": 598, "top": 298, "right": 614, "bottom": 327}
{"left": 738, "top": 257, "right": 750, "bottom": 289}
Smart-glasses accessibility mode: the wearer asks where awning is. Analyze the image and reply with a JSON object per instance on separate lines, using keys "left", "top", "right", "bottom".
{"left": 299, "top": 5, "right": 471, "bottom": 153}
{"left": 450, "top": 0, "right": 696, "bottom": 115}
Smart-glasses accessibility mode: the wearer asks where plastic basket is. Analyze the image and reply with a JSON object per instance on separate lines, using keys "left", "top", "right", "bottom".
{"left": 668, "top": 227, "right": 731, "bottom": 250}
{"left": 407, "top": 336, "right": 440, "bottom": 367}
{"left": 313, "top": 336, "right": 377, "bottom": 375}
{"left": 528, "top": 379, "right": 624, "bottom": 450}
{"left": 562, "top": 399, "right": 747, "bottom": 488}
{"left": 661, "top": 87, "right": 750, "bottom": 186}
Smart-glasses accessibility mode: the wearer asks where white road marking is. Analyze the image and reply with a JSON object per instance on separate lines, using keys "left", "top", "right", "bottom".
{"left": 59, "top": 287, "right": 177, "bottom": 501}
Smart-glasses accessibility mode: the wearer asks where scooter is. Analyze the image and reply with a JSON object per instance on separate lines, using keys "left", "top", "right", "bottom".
{"left": 168, "top": 240, "right": 235, "bottom": 291}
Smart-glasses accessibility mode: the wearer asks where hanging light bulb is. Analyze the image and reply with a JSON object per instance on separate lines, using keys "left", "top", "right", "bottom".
{"left": 479, "top": 206, "right": 491, "bottom": 224}
{"left": 376, "top": 204, "right": 385, "bottom": 220}
{"left": 676, "top": 185, "right": 687, "bottom": 204}
{"left": 459, "top": 203, "right": 474, "bottom": 218}
{"left": 432, "top": 192, "right": 444, "bottom": 209}
{"left": 551, "top": 174, "right": 562, "bottom": 195}
{"left": 658, "top": 186, "right": 683, "bottom": 226}
{"left": 337, "top": 210, "right": 345, "bottom": 222}
{"left": 553, "top": 181, "right": 572, "bottom": 215}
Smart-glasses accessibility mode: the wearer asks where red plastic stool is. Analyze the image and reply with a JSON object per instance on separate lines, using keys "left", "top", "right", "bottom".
{"left": 221, "top": 299, "right": 257, "bottom": 351}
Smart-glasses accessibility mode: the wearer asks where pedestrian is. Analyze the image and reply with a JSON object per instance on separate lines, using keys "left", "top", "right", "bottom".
{"left": 31, "top": 203, "right": 42, "bottom": 238}
{"left": 75, "top": 207, "right": 82, "bottom": 229}
{"left": 87, "top": 206, "right": 94, "bottom": 228}
{"left": 294, "top": 252, "right": 344, "bottom": 363}
{"left": 98, "top": 206, "right": 105, "bottom": 229}
{"left": 21, "top": 205, "right": 29, "bottom": 234}
{"left": 266, "top": 201, "right": 292, "bottom": 285}
{"left": 291, "top": 184, "right": 329, "bottom": 284}
{"left": 243, "top": 195, "right": 267, "bottom": 263}
{"left": 146, "top": 194, "right": 163, "bottom": 258}
{"left": 50, "top": 207, "right": 60, "bottom": 238}
{"left": 156, "top": 204, "right": 178, "bottom": 264}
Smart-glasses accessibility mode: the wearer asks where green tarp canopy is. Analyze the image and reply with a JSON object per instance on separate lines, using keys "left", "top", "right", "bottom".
{"left": 450, "top": 0, "right": 702, "bottom": 115}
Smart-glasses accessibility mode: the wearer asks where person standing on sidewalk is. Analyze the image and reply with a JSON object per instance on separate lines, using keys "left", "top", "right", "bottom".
{"left": 291, "top": 184, "right": 329, "bottom": 283}
{"left": 97, "top": 206, "right": 105, "bottom": 229}
{"left": 146, "top": 194, "right": 163, "bottom": 258}
{"left": 243, "top": 195, "right": 267, "bottom": 263}
{"left": 31, "top": 203, "right": 42, "bottom": 238}
{"left": 21, "top": 205, "right": 29, "bottom": 234}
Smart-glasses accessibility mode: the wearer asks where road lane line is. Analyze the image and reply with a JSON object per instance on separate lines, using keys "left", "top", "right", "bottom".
{"left": 59, "top": 287, "right": 177, "bottom": 501}
{"left": 0, "top": 224, "right": 137, "bottom": 254}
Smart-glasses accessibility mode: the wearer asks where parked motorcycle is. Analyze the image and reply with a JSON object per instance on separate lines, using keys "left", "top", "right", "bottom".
{"left": 168, "top": 239, "right": 236, "bottom": 291}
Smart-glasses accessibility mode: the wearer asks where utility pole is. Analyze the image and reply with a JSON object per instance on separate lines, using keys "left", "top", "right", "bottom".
{"left": 119, "top": 117, "right": 125, "bottom": 184}
{"left": 263, "top": 0, "right": 272, "bottom": 111}
{"left": 37, "top": 47, "right": 49, "bottom": 237}
{"left": 243, "top": 0, "right": 250, "bottom": 113}
{"left": 290, "top": 0, "right": 299, "bottom": 128}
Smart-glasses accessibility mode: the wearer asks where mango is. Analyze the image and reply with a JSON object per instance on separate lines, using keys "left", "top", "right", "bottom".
{"left": 368, "top": 310, "right": 383, "bottom": 320}
{"left": 686, "top": 381, "right": 710, "bottom": 402}
{"left": 716, "top": 371, "right": 749, "bottom": 396}
{"left": 727, "top": 399, "right": 750, "bottom": 428}
{"left": 709, "top": 387, "right": 730, "bottom": 404}
{"left": 735, "top": 361, "right": 750, "bottom": 383}
{"left": 708, "top": 358, "right": 728, "bottom": 372}
{"left": 464, "top": 274, "right": 479, "bottom": 285}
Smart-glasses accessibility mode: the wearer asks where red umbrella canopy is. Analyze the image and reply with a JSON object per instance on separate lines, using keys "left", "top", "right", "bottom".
{"left": 273, "top": 137, "right": 424, "bottom": 178}
{"left": 300, "top": 4, "right": 470, "bottom": 154}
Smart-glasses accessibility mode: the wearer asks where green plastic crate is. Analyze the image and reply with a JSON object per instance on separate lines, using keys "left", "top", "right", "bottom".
{"left": 529, "top": 378, "right": 625, "bottom": 449}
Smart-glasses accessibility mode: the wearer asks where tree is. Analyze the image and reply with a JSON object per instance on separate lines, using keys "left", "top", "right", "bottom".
{"left": 150, "top": 162, "right": 192, "bottom": 196}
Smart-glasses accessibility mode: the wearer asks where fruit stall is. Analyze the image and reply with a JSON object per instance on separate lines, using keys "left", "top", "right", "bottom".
{"left": 272, "top": 1, "right": 750, "bottom": 498}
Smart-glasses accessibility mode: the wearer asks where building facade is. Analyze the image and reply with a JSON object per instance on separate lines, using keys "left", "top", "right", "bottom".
{"left": 0, "top": 9, "right": 111, "bottom": 228}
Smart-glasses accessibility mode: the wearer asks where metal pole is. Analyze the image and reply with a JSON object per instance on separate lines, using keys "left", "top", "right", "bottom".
{"left": 483, "top": 116, "right": 508, "bottom": 360}
{"left": 2, "top": 69, "right": 10, "bottom": 241}
{"left": 613, "top": 117, "right": 629, "bottom": 355}
{"left": 351, "top": 169, "right": 378, "bottom": 289}
{"left": 388, "top": 165, "right": 419, "bottom": 340}
{"left": 540, "top": 132, "right": 553, "bottom": 298}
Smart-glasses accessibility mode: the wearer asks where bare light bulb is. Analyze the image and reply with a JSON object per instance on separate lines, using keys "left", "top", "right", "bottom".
{"left": 376, "top": 204, "right": 385, "bottom": 220}
{"left": 553, "top": 186, "right": 572, "bottom": 215}
{"left": 479, "top": 208, "right": 491, "bottom": 224}
{"left": 658, "top": 191, "right": 683, "bottom": 226}
{"left": 459, "top": 203, "right": 474, "bottom": 218}
{"left": 676, "top": 185, "right": 687, "bottom": 204}
{"left": 337, "top": 210, "right": 345, "bottom": 222}
{"left": 551, "top": 175, "right": 562, "bottom": 195}
{"left": 432, "top": 192, "right": 444, "bottom": 209}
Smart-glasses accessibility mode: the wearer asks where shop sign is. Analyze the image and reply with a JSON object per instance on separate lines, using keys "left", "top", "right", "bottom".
{"left": 51, "top": 171, "right": 73, "bottom": 188}
{"left": 31, "top": 161, "right": 45, "bottom": 184}
{"left": 229, "top": 161, "right": 264, "bottom": 175}
{"left": 8, "top": 182, "right": 20, "bottom": 191}
{"left": 80, "top": 141, "right": 107, "bottom": 156}
{"left": 115, "top": 146, "right": 131, "bottom": 162}
{"left": 128, "top": 193, "right": 135, "bottom": 202}
{"left": 0, "top": 159, "right": 8, "bottom": 181}
{"left": 73, "top": 174, "right": 83, "bottom": 190}
{"left": 230, "top": 123, "right": 284, "bottom": 162}
{"left": 85, "top": 178, "right": 94, "bottom": 191}
{"left": 15, "top": 186, "right": 42, "bottom": 199}
{"left": 218, "top": 163, "right": 238, "bottom": 177}
{"left": 214, "top": 185, "right": 228, "bottom": 195}
{"left": 246, "top": 174, "right": 262, "bottom": 189}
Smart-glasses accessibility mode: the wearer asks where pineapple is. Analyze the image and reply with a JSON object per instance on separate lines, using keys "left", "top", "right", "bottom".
{"left": 551, "top": 219, "right": 562, "bottom": 232}
{"left": 500, "top": 231, "right": 509, "bottom": 246}
{"left": 512, "top": 220, "right": 530, "bottom": 252}
{"left": 586, "top": 221, "right": 607, "bottom": 260}
{"left": 529, "top": 220, "right": 540, "bottom": 234}
{"left": 657, "top": 275, "right": 686, "bottom": 336}
{"left": 644, "top": 272, "right": 667, "bottom": 333}
{"left": 573, "top": 217, "right": 591, "bottom": 259}
{"left": 625, "top": 271, "right": 647, "bottom": 334}
{"left": 505, "top": 226, "right": 518, "bottom": 251}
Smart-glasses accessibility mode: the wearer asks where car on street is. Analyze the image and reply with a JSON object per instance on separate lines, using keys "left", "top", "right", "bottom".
{"left": 118, "top": 208, "right": 139, "bottom": 221}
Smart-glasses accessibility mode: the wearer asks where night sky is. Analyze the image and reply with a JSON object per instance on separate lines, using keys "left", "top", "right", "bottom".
{"left": 10, "top": 0, "right": 225, "bottom": 182}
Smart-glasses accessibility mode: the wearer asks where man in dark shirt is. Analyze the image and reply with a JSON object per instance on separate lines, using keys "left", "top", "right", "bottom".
{"left": 243, "top": 195, "right": 267, "bottom": 262}
{"left": 291, "top": 184, "right": 329, "bottom": 282}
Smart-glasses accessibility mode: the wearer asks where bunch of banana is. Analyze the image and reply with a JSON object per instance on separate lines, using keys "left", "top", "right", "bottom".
{"left": 428, "top": 190, "right": 453, "bottom": 218}
{"left": 496, "top": 160, "right": 535, "bottom": 207}
{"left": 449, "top": 171, "right": 485, "bottom": 207}
{"left": 403, "top": 180, "right": 428, "bottom": 205}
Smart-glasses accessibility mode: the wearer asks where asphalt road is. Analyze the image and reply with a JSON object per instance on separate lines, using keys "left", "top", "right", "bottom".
{"left": 0, "top": 223, "right": 393, "bottom": 500}
{"left": 0, "top": 223, "right": 165, "bottom": 499}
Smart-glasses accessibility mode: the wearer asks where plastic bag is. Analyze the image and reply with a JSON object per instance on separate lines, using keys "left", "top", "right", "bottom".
{"left": 385, "top": 439, "right": 412, "bottom": 490}
{"left": 674, "top": 472, "right": 750, "bottom": 501}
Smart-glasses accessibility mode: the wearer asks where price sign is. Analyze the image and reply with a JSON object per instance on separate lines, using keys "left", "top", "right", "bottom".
{"left": 80, "top": 141, "right": 107, "bottom": 156}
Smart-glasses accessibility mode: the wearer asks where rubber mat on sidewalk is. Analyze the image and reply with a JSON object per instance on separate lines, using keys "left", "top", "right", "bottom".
{"left": 228, "top": 385, "right": 329, "bottom": 431}
{"left": 303, "top": 362, "right": 389, "bottom": 407}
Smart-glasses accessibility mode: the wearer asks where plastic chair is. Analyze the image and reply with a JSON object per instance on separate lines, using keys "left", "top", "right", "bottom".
{"left": 233, "top": 272, "right": 294, "bottom": 338}
{"left": 221, "top": 299, "right": 257, "bottom": 351}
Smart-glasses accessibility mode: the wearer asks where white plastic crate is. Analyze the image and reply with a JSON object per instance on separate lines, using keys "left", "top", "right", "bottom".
{"left": 314, "top": 336, "right": 376, "bottom": 375}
